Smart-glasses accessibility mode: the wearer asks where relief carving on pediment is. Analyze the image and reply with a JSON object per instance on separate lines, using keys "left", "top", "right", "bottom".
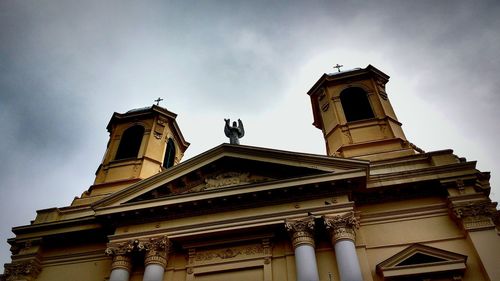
{"left": 205, "top": 172, "right": 252, "bottom": 189}
{"left": 185, "top": 172, "right": 272, "bottom": 193}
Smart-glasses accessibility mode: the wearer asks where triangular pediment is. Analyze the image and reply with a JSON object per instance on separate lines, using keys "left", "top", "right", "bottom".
{"left": 92, "top": 144, "right": 368, "bottom": 210}
{"left": 376, "top": 244, "right": 467, "bottom": 279}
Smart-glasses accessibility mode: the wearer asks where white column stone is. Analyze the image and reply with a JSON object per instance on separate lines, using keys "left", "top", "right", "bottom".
{"left": 324, "top": 212, "right": 363, "bottom": 281}
{"left": 109, "top": 268, "right": 130, "bottom": 281}
{"left": 334, "top": 240, "right": 363, "bottom": 281}
{"left": 143, "top": 264, "right": 165, "bottom": 281}
{"left": 285, "top": 216, "right": 320, "bottom": 281}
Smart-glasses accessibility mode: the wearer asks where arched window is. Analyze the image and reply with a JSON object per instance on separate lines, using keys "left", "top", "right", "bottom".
{"left": 163, "top": 138, "right": 176, "bottom": 169}
{"left": 115, "top": 125, "right": 144, "bottom": 160}
{"left": 340, "top": 87, "right": 375, "bottom": 122}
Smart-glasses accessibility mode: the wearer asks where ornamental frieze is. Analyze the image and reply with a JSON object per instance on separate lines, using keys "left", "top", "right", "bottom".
{"left": 191, "top": 244, "right": 264, "bottom": 264}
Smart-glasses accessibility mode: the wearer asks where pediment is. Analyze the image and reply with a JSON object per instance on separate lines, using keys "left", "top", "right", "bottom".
{"left": 92, "top": 144, "right": 368, "bottom": 209}
{"left": 376, "top": 244, "right": 467, "bottom": 279}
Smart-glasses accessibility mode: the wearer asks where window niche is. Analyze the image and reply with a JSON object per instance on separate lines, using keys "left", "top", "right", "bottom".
{"left": 340, "top": 87, "right": 375, "bottom": 122}
{"left": 163, "top": 138, "right": 176, "bottom": 169}
{"left": 115, "top": 125, "right": 145, "bottom": 160}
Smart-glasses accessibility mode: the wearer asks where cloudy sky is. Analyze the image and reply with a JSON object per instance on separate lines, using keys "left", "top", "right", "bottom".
{"left": 1, "top": 0, "right": 499, "bottom": 268}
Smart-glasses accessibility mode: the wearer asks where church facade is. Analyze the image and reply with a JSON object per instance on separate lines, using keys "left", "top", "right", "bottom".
{"left": 2, "top": 65, "right": 499, "bottom": 281}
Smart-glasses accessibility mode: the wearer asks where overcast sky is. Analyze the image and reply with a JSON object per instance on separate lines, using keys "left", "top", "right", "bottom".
{"left": 1, "top": 0, "right": 499, "bottom": 269}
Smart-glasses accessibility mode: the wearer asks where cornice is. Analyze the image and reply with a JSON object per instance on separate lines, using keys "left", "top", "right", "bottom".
{"left": 370, "top": 149, "right": 454, "bottom": 167}
{"left": 367, "top": 162, "right": 478, "bottom": 188}
{"left": 42, "top": 249, "right": 107, "bottom": 266}
{"left": 11, "top": 216, "right": 99, "bottom": 238}
{"left": 307, "top": 65, "right": 389, "bottom": 97}
{"left": 360, "top": 203, "right": 449, "bottom": 225}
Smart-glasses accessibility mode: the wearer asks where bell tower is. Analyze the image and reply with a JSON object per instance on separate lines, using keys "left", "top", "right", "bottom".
{"left": 308, "top": 65, "right": 417, "bottom": 160}
{"left": 72, "top": 104, "right": 189, "bottom": 205}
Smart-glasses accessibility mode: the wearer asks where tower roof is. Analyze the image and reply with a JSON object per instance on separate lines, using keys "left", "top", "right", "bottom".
{"left": 307, "top": 64, "right": 389, "bottom": 98}
{"left": 106, "top": 104, "right": 190, "bottom": 148}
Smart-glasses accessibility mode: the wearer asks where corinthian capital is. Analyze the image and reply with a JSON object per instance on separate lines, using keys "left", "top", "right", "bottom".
{"left": 2, "top": 259, "right": 41, "bottom": 281}
{"left": 142, "top": 236, "right": 171, "bottom": 268}
{"left": 285, "top": 216, "right": 316, "bottom": 248}
{"left": 323, "top": 212, "right": 359, "bottom": 243}
{"left": 105, "top": 240, "right": 137, "bottom": 272}
{"left": 449, "top": 200, "right": 499, "bottom": 231}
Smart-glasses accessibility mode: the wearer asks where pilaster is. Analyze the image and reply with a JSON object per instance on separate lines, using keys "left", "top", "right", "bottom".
{"left": 446, "top": 178, "right": 500, "bottom": 281}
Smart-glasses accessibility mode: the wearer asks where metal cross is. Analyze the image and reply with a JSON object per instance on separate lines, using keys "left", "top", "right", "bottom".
{"left": 333, "top": 64, "right": 343, "bottom": 72}
{"left": 154, "top": 97, "right": 163, "bottom": 105}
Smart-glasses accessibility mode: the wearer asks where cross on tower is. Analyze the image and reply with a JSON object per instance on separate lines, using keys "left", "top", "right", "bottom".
{"left": 333, "top": 64, "right": 343, "bottom": 72}
{"left": 154, "top": 97, "right": 163, "bottom": 105}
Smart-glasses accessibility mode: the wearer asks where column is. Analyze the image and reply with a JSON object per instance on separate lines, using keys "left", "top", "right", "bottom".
{"left": 142, "top": 236, "right": 170, "bottom": 281}
{"left": 285, "top": 216, "right": 320, "bottom": 281}
{"left": 106, "top": 241, "right": 133, "bottom": 281}
{"left": 323, "top": 212, "right": 363, "bottom": 281}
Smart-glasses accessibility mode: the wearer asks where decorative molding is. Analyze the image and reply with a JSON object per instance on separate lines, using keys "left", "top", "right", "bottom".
{"left": 154, "top": 117, "right": 167, "bottom": 140}
{"left": 2, "top": 259, "right": 41, "bottom": 281}
{"left": 341, "top": 128, "right": 353, "bottom": 144}
{"left": 321, "top": 102, "right": 330, "bottom": 112}
{"left": 323, "top": 212, "right": 359, "bottom": 243}
{"left": 318, "top": 88, "right": 326, "bottom": 101}
{"left": 285, "top": 216, "right": 316, "bottom": 248}
{"left": 375, "top": 78, "right": 388, "bottom": 100}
